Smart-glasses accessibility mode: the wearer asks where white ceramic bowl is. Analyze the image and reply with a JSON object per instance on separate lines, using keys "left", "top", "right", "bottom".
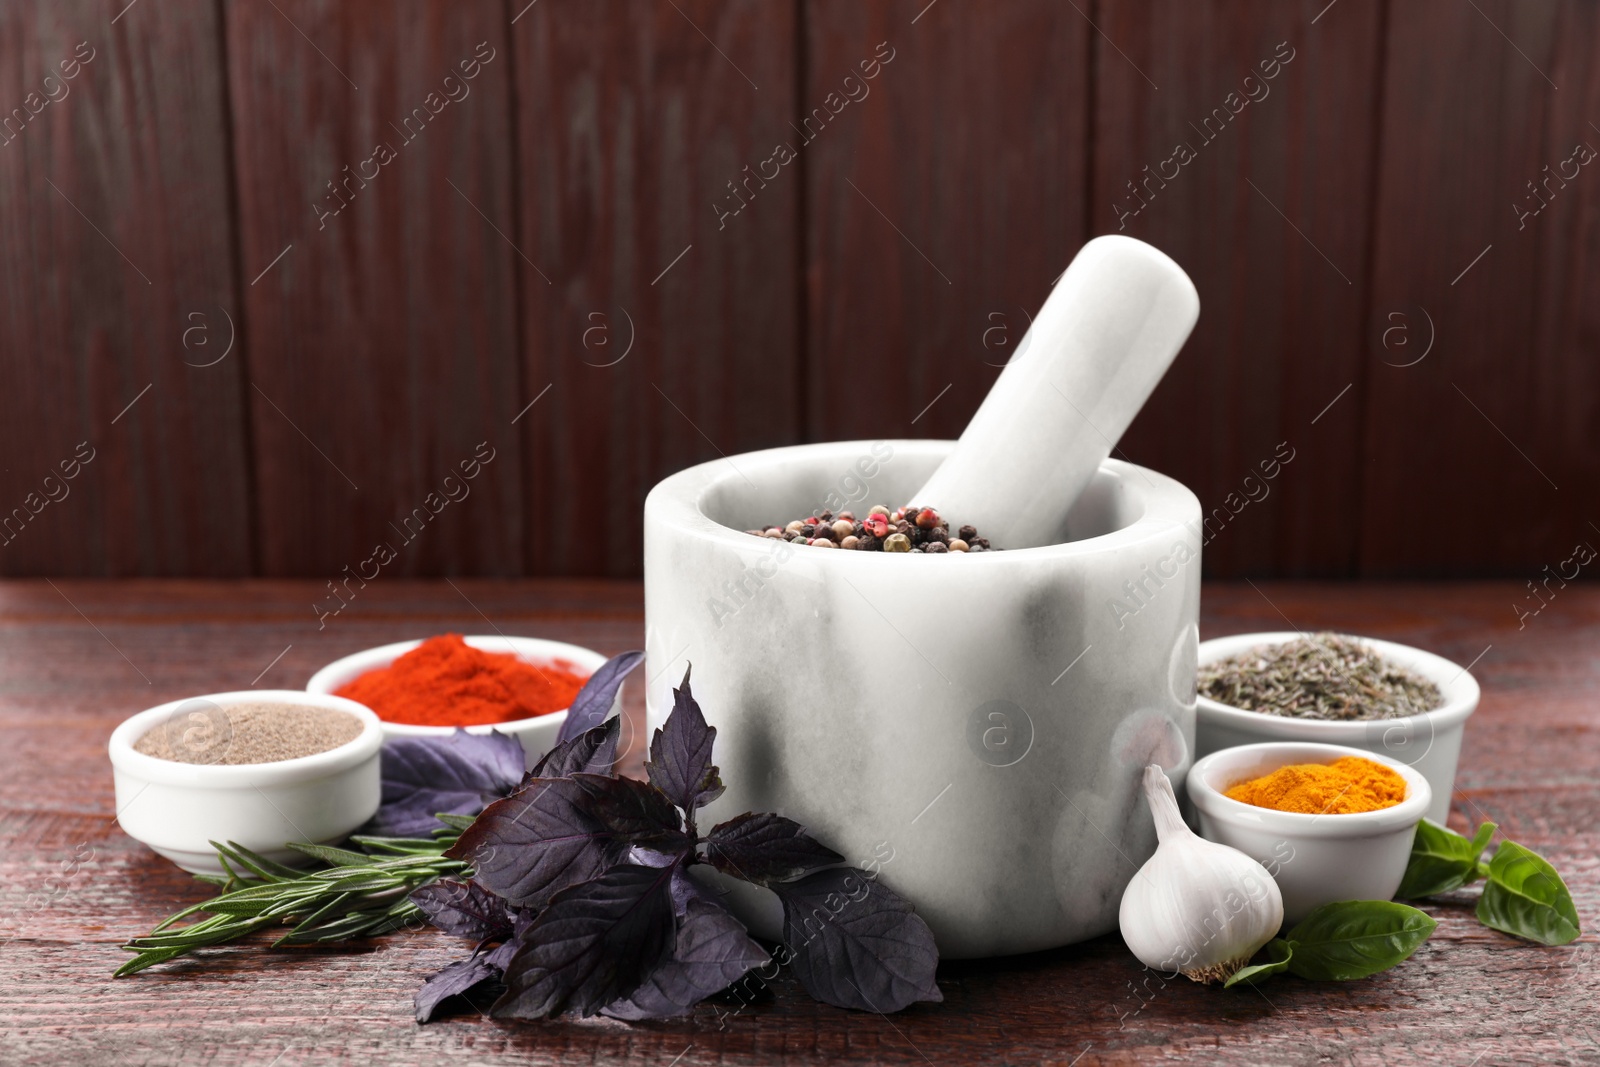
{"left": 109, "top": 690, "right": 382, "bottom": 875}
{"left": 1196, "top": 631, "right": 1478, "bottom": 824}
{"left": 305, "top": 635, "right": 611, "bottom": 770}
{"left": 1187, "top": 741, "right": 1431, "bottom": 924}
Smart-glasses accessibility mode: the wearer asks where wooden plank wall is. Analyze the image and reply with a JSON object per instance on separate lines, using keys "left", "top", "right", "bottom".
{"left": 803, "top": 1, "right": 1090, "bottom": 444}
{"left": 0, "top": 0, "right": 1594, "bottom": 581}
{"left": 1361, "top": 0, "right": 1600, "bottom": 578}
{"left": 228, "top": 1, "right": 527, "bottom": 579}
{"left": 513, "top": 0, "right": 800, "bottom": 578}
{"left": 0, "top": 0, "right": 251, "bottom": 576}
{"left": 1094, "top": 0, "right": 1383, "bottom": 578}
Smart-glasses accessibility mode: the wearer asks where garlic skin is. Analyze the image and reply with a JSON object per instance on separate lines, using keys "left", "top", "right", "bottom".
{"left": 1119, "top": 764, "right": 1284, "bottom": 983}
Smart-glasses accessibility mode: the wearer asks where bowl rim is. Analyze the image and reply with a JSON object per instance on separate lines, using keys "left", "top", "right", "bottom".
{"left": 108, "top": 689, "right": 382, "bottom": 787}
{"left": 1194, "top": 630, "right": 1480, "bottom": 736}
{"left": 304, "top": 634, "right": 608, "bottom": 735}
{"left": 644, "top": 438, "right": 1202, "bottom": 561}
{"left": 1187, "top": 741, "right": 1432, "bottom": 837}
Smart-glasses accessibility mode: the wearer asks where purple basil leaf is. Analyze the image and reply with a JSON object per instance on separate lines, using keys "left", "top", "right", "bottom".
{"left": 774, "top": 868, "right": 942, "bottom": 1013}
{"left": 530, "top": 716, "right": 621, "bottom": 780}
{"left": 602, "top": 896, "right": 770, "bottom": 1020}
{"left": 365, "top": 729, "right": 525, "bottom": 837}
{"left": 557, "top": 650, "right": 645, "bottom": 743}
{"left": 444, "top": 773, "right": 689, "bottom": 909}
{"left": 705, "top": 812, "right": 844, "bottom": 886}
{"left": 669, "top": 865, "right": 719, "bottom": 908}
{"left": 570, "top": 772, "right": 688, "bottom": 840}
{"left": 414, "top": 896, "right": 532, "bottom": 1023}
{"left": 484, "top": 938, "right": 519, "bottom": 969}
{"left": 645, "top": 668, "right": 725, "bottom": 814}
{"left": 415, "top": 952, "right": 503, "bottom": 1023}
{"left": 628, "top": 845, "right": 685, "bottom": 868}
{"left": 493, "top": 862, "right": 678, "bottom": 1020}
{"left": 409, "top": 878, "right": 514, "bottom": 942}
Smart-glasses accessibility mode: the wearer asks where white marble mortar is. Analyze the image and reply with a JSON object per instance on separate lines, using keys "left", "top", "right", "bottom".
{"left": 643, "top": 439, "right": 1202, "bottom": 958}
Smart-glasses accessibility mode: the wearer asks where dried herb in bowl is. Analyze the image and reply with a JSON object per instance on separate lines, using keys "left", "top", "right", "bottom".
{"left": 1198, "top": 632, "right": 1443, "bottom": 721}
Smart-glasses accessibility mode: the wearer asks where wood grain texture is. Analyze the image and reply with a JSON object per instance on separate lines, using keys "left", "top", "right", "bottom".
{"left": 512, "top": 0, "right": 800, "bottom": 578}
{"left": 802, "top": 0, "right": 1091, "bottom": 443}
{"left": 1, "top": 1, "right": 1596, "bottom": 583}
{"left": 0, "top": 0, "right": 252, "bottom": 577}
{"left": 1359, "top": 0, "right": 1600, "bottom": 578}
{"left": 0, "top": 579, "right": 1594, "bottom": 1066}
{"left": 226, "top": 0, "right": 525, "bottom": 578}
{"left": 1095, "top": 0, "right": 1384, "bottom": 578}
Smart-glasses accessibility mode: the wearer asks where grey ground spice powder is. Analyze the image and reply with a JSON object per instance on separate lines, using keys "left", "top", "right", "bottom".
{"left": 1197, "top": 632, "right": 1444, "bottom": 721}
{"left": 135, "top": 702, "right": 363, "bottom": 765}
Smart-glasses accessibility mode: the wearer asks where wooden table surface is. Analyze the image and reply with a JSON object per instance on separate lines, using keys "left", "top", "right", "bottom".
{"left": 2, "top": 580, "right": 1595, "bottom": 1066}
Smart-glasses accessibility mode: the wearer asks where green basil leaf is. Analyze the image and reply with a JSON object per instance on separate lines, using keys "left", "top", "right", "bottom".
{"left": 1224, "top": 938, "right": 1294, "bottom": 988}
{"left": 1476, "top": 841, "right": 1581, "bottom": 946}
{"left": 1396, "top": 820, "right": 1496, "bottom": 899}
{"left": 1284, "top": 900, "right": 1437, "bottom": 981}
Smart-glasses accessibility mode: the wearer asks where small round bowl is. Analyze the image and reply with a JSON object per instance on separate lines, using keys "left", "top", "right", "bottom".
{"left": 109, "top": 690, "right": 382, "bottom": 875}
{"left": 1196, "top": 631, "right": 1478, "bottom": 824}
{"left": 1187, "top": 741, "right": 1431, "bottom": 924}
{"left": 305, "top": 635, "right": 610, "bottom": 770}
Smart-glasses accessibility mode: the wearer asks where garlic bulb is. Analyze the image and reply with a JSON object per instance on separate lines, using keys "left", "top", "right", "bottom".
{"left": 1119, "top": 764, "right": 1283, "bottom": 983}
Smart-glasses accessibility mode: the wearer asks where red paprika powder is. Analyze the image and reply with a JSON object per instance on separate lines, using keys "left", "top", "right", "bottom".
{"left": 336, "top": 634, "right": 589, "bottom": 727}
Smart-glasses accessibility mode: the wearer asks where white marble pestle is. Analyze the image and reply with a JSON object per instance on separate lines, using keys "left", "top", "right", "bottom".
{"left": 912, "top": 235, "right": 1200, "bottom": 549}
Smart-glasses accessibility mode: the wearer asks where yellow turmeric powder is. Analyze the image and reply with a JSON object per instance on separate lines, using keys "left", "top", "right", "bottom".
{"left": 1225, "top": 756, "right": 1407, "bottom": 814}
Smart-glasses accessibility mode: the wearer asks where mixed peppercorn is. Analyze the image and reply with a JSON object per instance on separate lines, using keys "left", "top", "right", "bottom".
{"left": 744, "top": 505, "right": 996, "bottom": 553}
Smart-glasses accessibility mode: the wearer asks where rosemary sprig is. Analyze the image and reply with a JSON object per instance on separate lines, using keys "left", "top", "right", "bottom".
{"left": 116, "top": 836, "right": 467, "bottom": 977}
